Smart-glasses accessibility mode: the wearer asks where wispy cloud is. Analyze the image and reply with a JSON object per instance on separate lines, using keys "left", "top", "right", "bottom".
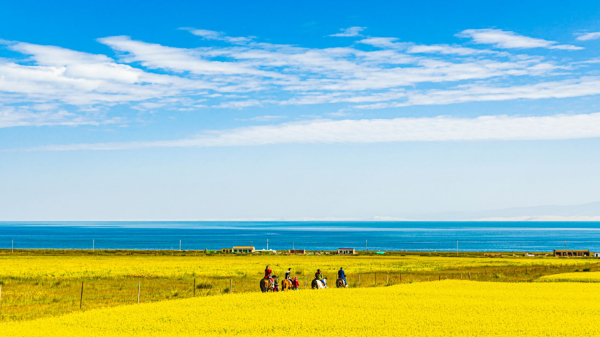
{"left": 0, "top": 27, "right": 597, "bottom": 129}
{"left": 576, "top": 32, "right": 600, "bottom": 41}
{"left": 406, "top": 44, "right": 499, "bottom": 56}
{"left": 16, "top": 112, "right": 600, "bottom": 151}
{"left": 458, "top": 29, "right": 582, "bottom": 50}
{"left": 356, "top": 77, "right": 600, "bottom": 109}
{"left": 215, "top": 99, "right": 262, "bottom": 109}
{"left": 0, "top": 106, "right": 120, "bottom": 128}
{"left": 329, "top": 27, "right": 366, "bottom": 37}
{"left": 183, "top": 28, "right": 252, "bottom": 43}
{"left": 238, "top": 115, "right": 286, "bottom": 122}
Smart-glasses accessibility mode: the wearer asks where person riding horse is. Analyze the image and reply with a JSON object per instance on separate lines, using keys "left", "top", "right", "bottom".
{"left": 338, "top": 267, "right": 348, "bottom": 287}
{"left": 259, "top": 265, "right": 275, "bottom": 292}
{"left": 265, "top": 265, "right": 273, "bottom": 283}
{"left": 315, "top": 269, "right": 327, "bottom": 287}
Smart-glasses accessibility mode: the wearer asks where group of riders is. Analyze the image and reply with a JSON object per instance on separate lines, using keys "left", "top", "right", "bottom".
{"left": 263, "top": 265, "right": 348, "bottom": 291}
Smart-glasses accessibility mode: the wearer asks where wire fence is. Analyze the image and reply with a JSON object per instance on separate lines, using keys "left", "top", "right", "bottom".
{"left": 1, "top": 262, "right": 600, "bottom": 322}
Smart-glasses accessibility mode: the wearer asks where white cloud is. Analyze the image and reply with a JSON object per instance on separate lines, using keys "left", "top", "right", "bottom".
{"left": 358, "top": 37, "right": 402, "bottom": 48}
{"left": 329, "top": 27, "right": 366, "bottom": 37}
{"left": 0, "top": 41, "right": 214, "bottom": 107}
{"left": 0, "top": 106, "right": 120, "bottom": 128}
{"left": 98, "top": 36, "right": 272, "bottom": 78}
{"left": 18, "top": 112, "right": 600, "bottom": 151}
{"left": 576, "top": 32, "right": 600, "bottom": 41}
{"left": 185, "top": 28, "right": 252, "bottom": 43}
{"left": 458, "top": 29, "right": 582, "bottom": 50}
{"left": 215, "top": 99, "right": 261, "bottom": 109}
{"left": 356, "top": 77, "right": 600, "bottom": 109}
{"left": 359, "top": 38, "right": 499, "bottom": 56}
{"left": 0, "top": 27, "right": 598, "bottom": 128}
{"left": 407, "top": 44, "right": 498, "bottom": 56}
{"left": 187, "top": 29, "right": 222, "bottom": 40}
{"left": 240, "top": 115, "right": 286, "bottom": 122}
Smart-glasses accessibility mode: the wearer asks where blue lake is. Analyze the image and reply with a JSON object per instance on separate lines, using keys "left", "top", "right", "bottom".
{"left": 1, "top": 221, "right": 600, "bottom": 252}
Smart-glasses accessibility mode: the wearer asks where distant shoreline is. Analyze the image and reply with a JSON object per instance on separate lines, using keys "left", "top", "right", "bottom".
{"left": 0, "top": 249, "right": 593, "bottom": 257}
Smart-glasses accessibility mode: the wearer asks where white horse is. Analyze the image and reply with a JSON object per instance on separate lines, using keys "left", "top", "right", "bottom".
{"left": 311, "top": 278, "right": 327, "bottom": 289}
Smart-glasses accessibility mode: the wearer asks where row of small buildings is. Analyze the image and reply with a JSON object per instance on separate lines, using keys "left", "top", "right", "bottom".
{"left": 218, "top": 247, "right": 358, "bottom": 255}
{"left": 215, "top": 247, "right": 600, "bottom": 257}
{"left": 553, "top": 249, "right": 600, "bottom": 257}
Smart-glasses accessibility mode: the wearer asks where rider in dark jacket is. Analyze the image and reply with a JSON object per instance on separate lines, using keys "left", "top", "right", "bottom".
{"left": 338, "top": 267, "right": 347, "bottom": 287}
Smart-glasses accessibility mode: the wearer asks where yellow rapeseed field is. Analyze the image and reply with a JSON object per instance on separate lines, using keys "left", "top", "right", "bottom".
{"left": 537, "top": 271, "right": 600, "bottom": 282}
{"left": 2, "top": 253, "right": 595, "bottom": 322}
{"left": 1, "top": 281, "right": 599, "bottom": 336}
{"left": 0, "top": 254, "right": 588, "bottom": 279}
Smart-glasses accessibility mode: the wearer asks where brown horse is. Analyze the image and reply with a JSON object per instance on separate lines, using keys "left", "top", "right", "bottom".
{"left": 281, "top": 279, "right": 293, "bottom": 291}
{"left": 336, "top": 278, "right": 346, "bottom": 288}
{"left": 260, "top": 278, "right": 274, "bottom": 292}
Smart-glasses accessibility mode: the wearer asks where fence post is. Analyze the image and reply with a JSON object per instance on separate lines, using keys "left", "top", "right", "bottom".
{"left": 80, "top": 282, "right": 84, "bottom": 309}
{"left": 439, "top": 275, "right": 440, "bottom": 281}
{"left": 230, "top": 279, "right": 232, "bottom": 294}
{"left": 375, "top": 273, "right": 377, "bottom": 285}
{"left": 0, "top": 284, "right": 2, "bottom": 310}
{"left": 193, "top": 279, "right": 196, "bottom": 297}
{"left": 358, "top": 274, "right": 361, "bottom": 287}
{"left": 399, "top": 273, "right": 402, "bottom": 283}
{"left": 305, "top": 276, "right": 307, "bottom": 289}
{"left": 468, "top": 272, "right": 471, "bottom": 280}
{"left": 137, "top": 281, "right": 141, "bottom": 304}
{"left": 387, "top": 273, "right": 389, "bottom": 284}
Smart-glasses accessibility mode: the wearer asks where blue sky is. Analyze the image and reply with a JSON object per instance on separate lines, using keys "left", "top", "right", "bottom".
{"left": 1, "top": 0, "right": 600, "bottom": 220}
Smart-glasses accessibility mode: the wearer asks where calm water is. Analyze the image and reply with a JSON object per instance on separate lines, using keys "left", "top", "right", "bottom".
{"left": 1, "top": 221, "right": 600, "bottom": 252}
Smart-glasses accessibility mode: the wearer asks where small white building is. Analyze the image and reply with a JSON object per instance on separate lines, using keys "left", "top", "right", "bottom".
{"left": 255, "top": 249, "right": 277, "bottom": 254}
{"left": 338, "top": 248, "right": 356, "bottom": 255}
{"left": 594, "top": 252, "right": 600, "bottom": 257}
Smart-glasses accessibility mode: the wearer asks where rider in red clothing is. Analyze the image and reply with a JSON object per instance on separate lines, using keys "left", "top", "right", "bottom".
{"left": 265, "top": 265, "right": 272, "bottom": 278}
{"left": 265, "top": 265, "right": 274, "bottom": 287}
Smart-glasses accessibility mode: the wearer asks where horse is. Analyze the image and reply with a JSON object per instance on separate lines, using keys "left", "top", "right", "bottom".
{"left": 311, "top": 278, "right": 327, "bottom": 289}
{"left": 336, "top": 278, "right": 347, "bottom": 288}
{"left": 281, "top": 279, "right": 293, "bottom": 291}
{"left": 260, "top": 278, "right": 274, "bottom": 292}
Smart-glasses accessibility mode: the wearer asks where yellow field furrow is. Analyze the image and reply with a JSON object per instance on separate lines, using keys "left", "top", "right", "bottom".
{"left": 2, "top": 281, "right": 599, "bottom": 336}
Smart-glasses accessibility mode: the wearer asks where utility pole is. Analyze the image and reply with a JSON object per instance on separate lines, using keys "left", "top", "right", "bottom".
{"left": 293, "top": 242, "right": 295, "bottom": 250}
{"left": 179, "top": 240, "right": 182, "bottom": 251}
{"left": 93, "top": 239, "right": 95, "bottom": 252}
{"left": 564, "top": 240, "right": 566, "bottom": 250}
{"left": 457, "top": 240, "right": 458, "bottom": 256}
{"left": 250, "top": 241, "right": 253, "bottom": 247}
{"left": 12, "top": 239, "right": 13, "bottom": 253}
{"left": 366, "top": 239, "right": 368, "bottom": 252}
{"left": 267, "top": 239, "right": 269, "bottom": 250}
